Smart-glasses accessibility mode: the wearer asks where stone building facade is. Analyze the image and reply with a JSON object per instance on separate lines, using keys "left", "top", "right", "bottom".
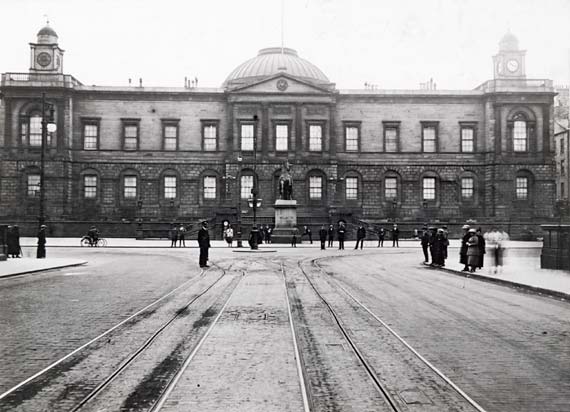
{"left": 0, "top": 26, "right": 557, "bottom": 237}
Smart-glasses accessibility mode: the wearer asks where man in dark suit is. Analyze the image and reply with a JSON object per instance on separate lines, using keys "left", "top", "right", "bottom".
{"left": 319, "top": 225, "right": 327, "bottom": 250}
{"left": 327, "top": 224, "right": 335, "bottom": 247}
{"left": 198, "top": 221, "right": 211, "bottom": 268}
{"left": 337, "top": 223, "right": 346, "bottom": 250}
{"left": 355, "top": 224, "right": 366, "bottom": 250}
{"left": 391, "top": 224, "right": 400, "bottom": 247}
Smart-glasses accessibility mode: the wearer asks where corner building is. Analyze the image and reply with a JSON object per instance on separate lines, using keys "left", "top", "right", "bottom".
{"left": 0, "top": 27, "right": 557, "bottom": 237}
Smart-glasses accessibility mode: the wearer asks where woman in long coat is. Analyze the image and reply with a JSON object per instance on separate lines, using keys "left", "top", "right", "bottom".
{"left": 466, "top": 228, "right": 480, "bottom": 272}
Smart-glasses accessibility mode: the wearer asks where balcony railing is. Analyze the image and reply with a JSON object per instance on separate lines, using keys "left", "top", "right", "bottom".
{"left": 475, "top": 78, "right": 554, "bottom": 93}
{"left": 1, "top": 72, "right": 83, "bottom": 88}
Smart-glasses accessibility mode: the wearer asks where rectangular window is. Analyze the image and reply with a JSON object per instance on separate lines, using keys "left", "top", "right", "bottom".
{"left": 562, "top": 160, "right": 566, "bottom": 176}
{"left": 84, "top": 175, "right": 97, "bottom": 199}
{"left": 123, "top": 175, "right": 137, "bottom": 199}
{"left": 461, "top": 177, "right": 474, "bottom": 200}
{"left": 422, "top": 125, "right": 437, "bottom": 153}
{"left": 385, "top": 177, "right": 397, "bottom": 199}
{"left": 27, "top": 174, "right": 40, "bottom": 197}
{"left": 163, "top": 124, "right": 178, "bottom": 151}
{"left": 309, "top": 176, "right": 322, "bottom": 199}
{"left": 461, "top": 127, "right": 474, "bottom": 152}
{"left": 309, "top": 124, "right": 322, "bottom": 152}
{"left": 562, "top": 182, "right": 565, "bottom": 199}
{"left": 423, "top": 177, "right": 436, "bottom": 200}
{"left": 513, "top": 120, "right": 527, "bottom": 152}
{"left": 204, "top": 176, "right": 216, "bottom": 199}
{"left": 515, "top": 177, "right": 528, "bottom": 200}
{"left": 123, "top": 123, "right": 139, "bottom": 151}
{"left": 345, "top": 177, "right": 358, "bottom": 200}
{"left": 345, "top": 126, "right": 359, "bottom": 152}
{"left": 275, "top": 124, "right": 288, "bottom": 151}
{"left": 241, "top": 175, "right": 253, "bottom": 199}
{"left": 20, "top": 120, "right": 28, "bottom": 146}
{"left": 164, "top": 176, "right": 177, "bottom": 199}
{"left": 561, "top": 138, "right": 564, "bottom": 155}
{"left": 384, "top": 127, "right": 398, "bottom": 152}
{"left": 241, "top": 124, "right": 255, "bottom": 151}
{"left": 83, "top": 124, "right": 99, "bottom": 150}
{"left": 203, "top": 123, "right": 217, "bottom": 151}
{"left": 29, "top": 115, "right": 42, "bottom": 147}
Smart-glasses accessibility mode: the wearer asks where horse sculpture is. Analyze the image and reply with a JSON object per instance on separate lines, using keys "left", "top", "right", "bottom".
{"left": 279, "top": 161, "right": 293, "bottom": 200}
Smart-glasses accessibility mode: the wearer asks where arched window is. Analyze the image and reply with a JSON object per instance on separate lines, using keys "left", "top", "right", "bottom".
{"left": 80, "top": 168, "right": 100, "bottom": 200}
{"left": 421, "top": 171, "right": 440, "bottom": 204}
{"left": 119, "top": 169, "right": 140, "bottom": 202}
{"left": 241, "top": 174, "right": 254, "bottom": 199}
{"left": 19, "top": 102, "right": 56, "bottom": 148}
{"left": 507, "top": 109, "right": 536, "bottom": 153}
{"left": 458, "top": 171, "right": 478, "bottom": 204}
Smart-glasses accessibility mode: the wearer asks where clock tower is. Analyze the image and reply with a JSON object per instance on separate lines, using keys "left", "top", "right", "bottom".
{"left": 29, "top": 23, "right": 64, "bottom": 74}
{"left": 492, "top": 31, "right": 526, "bottom": 79}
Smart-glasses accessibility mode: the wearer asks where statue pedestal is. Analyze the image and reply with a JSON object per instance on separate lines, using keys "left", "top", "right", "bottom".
{"left": 272, "top": 199, "right": 297, "bottom": 243}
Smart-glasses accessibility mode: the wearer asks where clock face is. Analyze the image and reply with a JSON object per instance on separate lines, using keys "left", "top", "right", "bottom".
{"left": 37, "top": 52, "right": 52, "bottom": 67}
{"left": 276, "top": 78, "right": 289, "bottom": 91}
{"left": 507, "top": 59, "right": 519, "bottom": 73}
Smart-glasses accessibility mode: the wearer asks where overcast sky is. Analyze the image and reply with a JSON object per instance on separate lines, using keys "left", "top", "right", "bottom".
{"left": 1, "top": 0, "right": 569, "bottom": 90}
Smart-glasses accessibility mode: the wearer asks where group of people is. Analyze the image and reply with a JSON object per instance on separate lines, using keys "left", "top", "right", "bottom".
{"left": 169, "top": 224, "right": 187, "bottom": 247}
{"left": 420, "top": 225, "right": 450, "bottom": 267}
{"left": 6, "top": 225, "right": 22, "bottom": 258}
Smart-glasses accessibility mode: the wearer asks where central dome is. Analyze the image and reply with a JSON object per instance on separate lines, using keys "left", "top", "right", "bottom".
{"left": 223, "top": 47, "right": 329, "bottom": 88}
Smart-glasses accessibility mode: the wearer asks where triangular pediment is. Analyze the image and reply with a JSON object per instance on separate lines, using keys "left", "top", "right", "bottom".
{"left": 228, "top": 73, "right": 334, "bottom": 94}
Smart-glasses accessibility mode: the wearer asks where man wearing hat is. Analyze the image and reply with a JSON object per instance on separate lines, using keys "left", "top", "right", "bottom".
{"left": 197, "top": 221, "right": 211, "bottom": 268}
{"left": 420, "top": 225, "right": 430, "bottom": 263}
{"left": 37, "top": 224, "right": 47, "bottom": 259}
{"left": 460, "top": 224, "right": 470, "bottom": 271}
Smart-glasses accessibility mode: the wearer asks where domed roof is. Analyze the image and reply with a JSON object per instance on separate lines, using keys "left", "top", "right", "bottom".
{"left": 36, "top": 24, "right": 59, "bottom": 45}
{"left": 499, "top": 31, "right": 519, "bottom": 51}
{"left": 37, "top": 25, "right": 58, "bottom": 37}
{"left": 223, "top": 47, "right": 329, "bottom": 88}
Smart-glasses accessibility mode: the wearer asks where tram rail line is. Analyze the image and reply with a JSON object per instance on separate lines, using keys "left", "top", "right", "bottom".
{"left": 307, "top": 257, "right": 488, "bottom": 412}
{"left": 0, "top": 262, "right": 240, "bottom": 411}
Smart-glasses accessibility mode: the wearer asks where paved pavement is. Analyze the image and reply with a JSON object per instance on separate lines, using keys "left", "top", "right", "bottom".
{"left": 2, "top": 237, "right": 570, "bottom": 300}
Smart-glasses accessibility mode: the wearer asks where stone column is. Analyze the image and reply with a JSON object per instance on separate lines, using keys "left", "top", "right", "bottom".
{"left": 329, "top": 103, "right": 337, "bottom": 157}
{"left": 3, "top": 97, "right": 12, "bottom": 149}
{"left": 226, "top": 102, "right": 234, "bottom": 161}
{"left": 261, "top": 103, "right": 269, "bottom": 158}
{"left": 295, "top": 103, "right": 303, "bottom": 159}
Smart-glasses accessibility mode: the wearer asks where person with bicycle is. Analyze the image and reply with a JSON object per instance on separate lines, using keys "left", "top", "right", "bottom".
{"left": 87, "top": 226, "right": 100, "bottom": 246}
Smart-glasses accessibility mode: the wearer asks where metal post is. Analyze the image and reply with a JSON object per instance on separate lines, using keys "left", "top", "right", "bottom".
{"left": 37, "top": 93, "right": 47, "bottom": 259}
{"left": 250, "top": 115, "right": 259, "bottom": 250}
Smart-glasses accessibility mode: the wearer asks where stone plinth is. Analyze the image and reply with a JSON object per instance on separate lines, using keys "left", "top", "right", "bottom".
{"left": 272, "top": 200, "right": 297, "bottom": 243}
{"left": 541, "top": 224, "right": 570, "bottom": 270}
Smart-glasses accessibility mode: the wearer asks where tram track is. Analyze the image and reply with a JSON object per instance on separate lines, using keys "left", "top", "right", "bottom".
{"left": 298, "top": 256, "right": 487, "bottom": 412}
{"left": 0, "top": 261, "right": 245, "bottom": 411}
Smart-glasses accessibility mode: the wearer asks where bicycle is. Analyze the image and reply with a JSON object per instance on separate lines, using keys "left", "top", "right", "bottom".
{"left": 80, "top": 236, "right": 108, "bottom": 247}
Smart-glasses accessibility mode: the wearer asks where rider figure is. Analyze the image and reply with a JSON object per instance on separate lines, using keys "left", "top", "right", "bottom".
{"left": 87, "top": 226, "right": 100, "bottom": 246}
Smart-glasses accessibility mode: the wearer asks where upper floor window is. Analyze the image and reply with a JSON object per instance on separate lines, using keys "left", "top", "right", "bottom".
{"left": 164, "top": 176, "right": 177, "bottom": 199}
{"left": 82, "top": 120, "right": 99, "bottom": 150}
{"left": 513, "top": 120, "right": 527, "bottom": 152}
{"left": 460, "top": 126, "right": 475, "bottom": 152}
{"left": 562, "top": 160, "right": 566, "bottom": 176}
{"left": 122, "top": 119, "right": 140, "bottom": 151}
{"left": 384, "top": 123, "right": 399, "bottom": 153}
{"left": 275, "top": 124, "right": 289, "bottom": 152}
{"left": 162, "top": 121, "right": 179, "bottom": 151}
{"left": 345, "top": 177, "right": 358, "bottom": 200}
{"left": 203, "top": 176, "right": 216, "bottom": 199}
{"left": 20, "top": 113, "right": 52, "bottom": 148}
{"left": 240, "top": 123, "right": 255, "bottom": 151}
{"left": 515, "top": 176, "right": 528, "bottom": 200}
{"left": 345, "top": 124, "right": 359, "bottom": 152}
{"left": 123, "top": 175, "right": 137, "bottom": 199}
{"left": 309, "top": 124, "right": 323, "bottom": 152}
{"left": 562, "top": 182, "right": 565, "bottom": 199}
{"left": 241, "top": 175, "right": 254, "bottom": 199}
{"left": 202, "top": 121, "right": 218, "bottom": 151}
{"left": 423, "top": 177, "right": 436, "bottom": 200}
{"left": 385, "top": 177, "right": 398, "bottom": 199}
{"left": 561, "top": 138, "right": 565, "bottom": 155}
{"left": 461, "top": 177, "right": 474, "bottom": 200}
{"left": 84, "top": 175, "right": 98, "bottom": 199}
{"left": 422, "top": 123, "right": 438, "bottom": 153}
{"left": 309, "top": 176, "right": 322, "bottom": 200}
{"left": 27, "top": 174, "right": 40, "bottom": 197}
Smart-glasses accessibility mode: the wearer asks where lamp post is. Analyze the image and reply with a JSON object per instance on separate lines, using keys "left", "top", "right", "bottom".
{"left": 248, "top": 115, "right": 261, "bottom": 250}
{"left": 37, "top": 92, "right": 56, "bottom": 259}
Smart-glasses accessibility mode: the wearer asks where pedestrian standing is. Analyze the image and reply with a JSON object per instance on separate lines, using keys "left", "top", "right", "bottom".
{"left": 302, "top": 225, "right": 313, "bottom": 244}
{"left": 460, "top": 224, "right": 470, "bottom": 271}
{"left": 225, "top": 226, "right": 234, "bottom": 247}
{"left": 291, "top": 227, "right": 298, "bottom": 247}
{"left": 263, "top": 225, "right": 269, "bottom": 243}
{"left": 7, "top": 226, "right": 16, "bottom": 258}
{"left": 476, "top": 227, "right": 485, "bottom": 270}
{"left": 355, "top": 224, "right": 366, "bottom": 250}
{"left": 391, "top": 224, "right": 400, "bottom": 247}
{"left": 178, "top": 224, "right": 186, "bottom": 247}
{"left": 319, "top": 225, "right": 327, "bottom": 250}
{"left": 432, "top": 228, "right": 449, "bottom": 267}
{"left": 266, "top": 226, "right": 272, "bottom": 244}
{"left": 37, "top": 224, "right": 47, "bottom": 259}
{"left": 337, "top": 223, "right": 346, "bottom": 250}
{"left": 466, "top": 228, "right": 479, "bottom": 272}
{"left": 484, "top": 227, "right": 500, "bottom": 274}
{"left": 377, "top": 227, "right": 385, "bottom": 247}
{"left": 198, "top": 221, "right": 210, "bottom": 268}
{"left": 13, "top": 225, "right": 22, "bottom": 257}
{"left": 170, "top": 224, "right": 178, "bottom": 248}
{"left": 328, "top": 224, "right": 335, "bottom": 247}
{"left": 420, "top": 226, "right": 430, "bottom": 263}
